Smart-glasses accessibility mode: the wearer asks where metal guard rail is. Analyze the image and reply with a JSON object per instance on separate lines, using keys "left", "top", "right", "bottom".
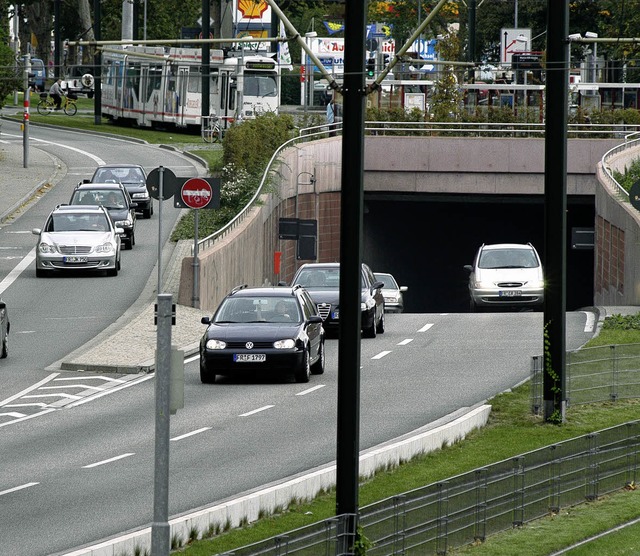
{"left": 601, "top": 131, "right": 640, "bottom": 198}
{"left": 195, "top": 121, "right": 640, "bottom": 255}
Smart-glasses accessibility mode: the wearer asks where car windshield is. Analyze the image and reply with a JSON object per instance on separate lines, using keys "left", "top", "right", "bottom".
{"left": 74, "top": 190, "right": 126, "bottom": 209}
{"left": 214, "top": 296, "right": 302, "bottom": 323}
{"left": 375, "top": 273, "right": 398, "bottom": 289}
{"left": 479, "top": 249, "right": 538, "bottom": 269}
{"left": 294, "top": 268, "right": 340, "bottom": 289}
{"left": 94, "top": 168, "right": 145, "bottom": 184}
{"left": 51, "top": 213, "right": 110, "bottom": 232}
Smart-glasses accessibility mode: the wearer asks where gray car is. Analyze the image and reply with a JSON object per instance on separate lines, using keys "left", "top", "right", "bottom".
{"left": 374, "top": 272, "right": 408, "bottom": 313}
{"left": 32, "top": 204, "right": 123, "bottom": 277}
{"left": 464, "top": 243, "right": 544, "bottom": 312}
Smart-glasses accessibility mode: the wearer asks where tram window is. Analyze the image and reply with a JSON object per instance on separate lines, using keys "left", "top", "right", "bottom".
{"left": 210, "top": 73, "right": 219, "bottom": 94}
{"left": 188, "top": 68, "right": 200, "bottom": 93}
{"left": 148, "top": 67, "right": 162, "bottom": 97}
{"left": 244, "top": 74, "right": 277, "bottom": 97}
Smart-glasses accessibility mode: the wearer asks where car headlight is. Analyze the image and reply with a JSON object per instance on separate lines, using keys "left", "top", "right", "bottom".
{"left": 386, "top": 294, "right": 400, "bottom": 303}
{"left": 274, "top": 339, "right": 296, "bottom": 349}
{"left": 115, "top": 216, "right": 132, "bottom": 227}
{"left": 474, "top": 280, "right": 495, "bottom": 289}
{"left": 38, "top": 242, "right": 56, "bottom": 253}
{"left": 528, "top": 279, "right": 545, "bottom": 288}
{"left": 205, "top": 339, "right": 226, "bottom": 350}
{"left": 94, "top": 242, "right": 116, "bottom": 254}
{"left": 132, "top": 192, "right": 149, "bottom": 199}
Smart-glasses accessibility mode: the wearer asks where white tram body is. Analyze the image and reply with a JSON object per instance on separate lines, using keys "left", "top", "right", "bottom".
{"left": 100, "top": 45, "right": 279, "bottom": 129}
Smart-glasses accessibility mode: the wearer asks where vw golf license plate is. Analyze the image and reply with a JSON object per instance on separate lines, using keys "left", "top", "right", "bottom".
{"left": 64, "top": 256, "right": 88, "bottom": 263}
{"left": 234, "top": 354, "right": 266, "bottom": 363}
{"left": 499, "top": 290, "right": 522, "bottom": 297}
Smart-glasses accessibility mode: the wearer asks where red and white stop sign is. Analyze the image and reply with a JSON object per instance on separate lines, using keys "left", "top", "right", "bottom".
{"left": 180, "top": 178, "right": 213, "bottom": 209}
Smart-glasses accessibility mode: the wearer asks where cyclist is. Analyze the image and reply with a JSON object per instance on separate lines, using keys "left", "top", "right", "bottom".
{"left": 49, "top": 78, "right": 65, "bottom": 110}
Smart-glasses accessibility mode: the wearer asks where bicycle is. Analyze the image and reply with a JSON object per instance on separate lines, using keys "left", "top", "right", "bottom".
{"left": 201, "top": 115, "right": 222, "bottom": 143}
{"left": 37, "top": 92, "right": 78, "bottom": 116}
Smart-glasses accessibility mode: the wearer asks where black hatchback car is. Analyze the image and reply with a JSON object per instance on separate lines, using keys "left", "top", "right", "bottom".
{"left": 69, "top": 183, "right": 137, "bottom": 249}
{"left": 199, "top": 285, "right": 325, "bottom": 384}
{"left": 289, "top": 262, "right": 385, "bottom": 338}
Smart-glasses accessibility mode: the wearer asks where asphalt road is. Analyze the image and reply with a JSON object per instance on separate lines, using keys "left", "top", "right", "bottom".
{"left": 0, "top": 122, "right": 598, "bottom": 556}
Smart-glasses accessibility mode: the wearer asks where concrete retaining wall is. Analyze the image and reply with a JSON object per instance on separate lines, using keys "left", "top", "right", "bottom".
{"left": 595, "top": 146, "right": 640, "bottom": 305}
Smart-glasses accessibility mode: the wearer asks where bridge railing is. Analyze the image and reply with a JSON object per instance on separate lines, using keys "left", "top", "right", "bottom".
{"left": 600, "top": 131, "right": 640, "bottom": 198}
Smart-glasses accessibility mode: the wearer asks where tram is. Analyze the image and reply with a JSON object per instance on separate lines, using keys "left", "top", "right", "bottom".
{"left": 100, "top": 45, "right": 279, "bottom": 130}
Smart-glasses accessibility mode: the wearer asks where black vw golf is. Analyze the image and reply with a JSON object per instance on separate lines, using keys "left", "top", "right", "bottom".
{"left": 199, "top": 285, "right": 325, "bottom": 384}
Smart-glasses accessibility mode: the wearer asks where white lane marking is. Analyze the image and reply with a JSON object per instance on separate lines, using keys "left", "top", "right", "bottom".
{"left": 0, "top": 373, "right": 59, "bottom": 407}
{"left": 239, "top": 405, "right": 274, "bottom": 417}
{"left": 4, "top": 403, "right": 49, "bottom": 409}
{"left": 28, "top": 136, "right": 106, "bottom": 165}
{"left": 171, "top": 427, "right": 211, "bottom": 442}
{"left": 297, "top": 385, "right": 325, "bottom": 396}
{"left": 397, "top": 339, "right": 413, "bottom": 345}
{"left": 0, "top": 483, "right": 39, "bottom": 497}
{"left": 0, "top": 412, "right": 27, "bottom": 418}
{"left": 185, "top": 354, "right": 199, "bottom": 363}
{"left": 67, "top": 374, "right": 154, "bottom": 408}
{"left": 0, "top": 409, "right": 56, "bottom": 428}
{"left": 23, "top": 393, "right": 82, "bottom": 401}
{"left": 372, "top": 351, "right": 392, "bottom": 360}
{"left": 54, "top": 376, "right": 127, "bottom": 383}
{"left": 0, "top": 248, "right": 36, "bottom": 295}
{"left": 39, "top": 384, "right": 105, "bottom": 392}
{"left": 83, "top": 453, "right": 135, "bottom": 468}
{"left": 582, "top": 311, "right": 596, "bottom": 333}
{"left": 418, "top": 323, "right": 434, "bottom": 332}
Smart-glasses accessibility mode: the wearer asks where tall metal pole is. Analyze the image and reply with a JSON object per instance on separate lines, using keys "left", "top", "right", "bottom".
{"left": 335, "top": 0, "right": 366, "bottom": 548}
{"left": 543, "top": 0, "right": 568, "bottom": 422}
{"left": 202, "top": 0, "right": 210, "bottom": 120}
{"left": 151, "top": 293, "right": 172, "bottom": 555}
{"left": 22, "top": 55, "right": 31, "bottom": 169}
{"left": 467, "top": 0, "right": 476, "bottom": 83}
{"left": 192, "top": 210, "right": 200, "bottom": 308}
{"left": 157, "top": 167, "right": 164, "bottom": 293}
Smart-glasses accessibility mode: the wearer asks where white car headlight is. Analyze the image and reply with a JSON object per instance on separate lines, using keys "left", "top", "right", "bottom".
{"left": 94, "top": 242, "right": 116, "bottom": 254}
{"left": 132, "top": 192, "right": 149, "bottom": 199}
{"left": 205, "top": 339, "right": 226, "bottom": 350}
{"left": 474, "top": 280, "right": 495, "bottom": 289}
{"left": 39, "top": 242, "right": 56, "bottom": 253}
{"left": 115, "top": 216, "right": 132, "bottom": 226}
{"left": 528, "top": 279, "right": 545, "bottom": 288}
{"left": 274, "top": 339, "right": 296, "bottom": 349}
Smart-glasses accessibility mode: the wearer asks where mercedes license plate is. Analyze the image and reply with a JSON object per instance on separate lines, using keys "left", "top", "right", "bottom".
{"left": 499, "top": 290, "right": 522, "bottom": 297}
{"left": 64, "top": 256, "right": 88, "bottom": 263}
{"left": 234, "top": 353, "right": 266, "bottom": 363}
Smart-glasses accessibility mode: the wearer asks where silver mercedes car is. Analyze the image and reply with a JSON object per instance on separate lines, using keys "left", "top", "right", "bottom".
{"left": 32, "top": 204, "right": 123, "bottom": 277}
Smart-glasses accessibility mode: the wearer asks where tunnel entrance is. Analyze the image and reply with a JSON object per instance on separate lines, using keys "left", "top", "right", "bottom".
{"left": 363, "top": 193, "right": 594, "bottom": 313}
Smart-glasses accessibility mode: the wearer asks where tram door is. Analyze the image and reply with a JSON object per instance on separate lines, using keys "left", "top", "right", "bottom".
{"left": 219, "top": 69, "right": 238, "bottom": 128}
{"left": 177, "top": 67, "right": 189, "bottom": 126}
{"left": 140, "top": 66, "right": 149, "bottom": 126}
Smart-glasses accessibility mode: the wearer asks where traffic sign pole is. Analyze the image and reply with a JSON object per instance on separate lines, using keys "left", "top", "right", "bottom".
{"left": 158, "top": 167, "right": 164, "bottom": 294}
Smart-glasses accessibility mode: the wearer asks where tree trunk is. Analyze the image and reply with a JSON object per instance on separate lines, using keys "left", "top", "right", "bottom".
{"left": 23, "top": 1, "right": 52, "bottom": 69}
{"left": 77, "top": 0, "right": 95, "bottom": 66}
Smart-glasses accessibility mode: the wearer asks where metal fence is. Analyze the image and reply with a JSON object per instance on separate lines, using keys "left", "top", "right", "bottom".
{"left": 217, "top": 421, "right": 640, "bottom": 556}
{"left": 531, "top": 343, "right": 640, "bottom": 412}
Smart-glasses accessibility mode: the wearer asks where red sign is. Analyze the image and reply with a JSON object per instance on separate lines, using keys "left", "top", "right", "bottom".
{"left": 181, "top": 178, "right": 213, "bottom": 209}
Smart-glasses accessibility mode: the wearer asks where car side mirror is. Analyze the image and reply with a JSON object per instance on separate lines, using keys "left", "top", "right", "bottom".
{"left": 277, "top": 280, "right": 288, "bottom": 286}
{"left": 129, "top": 202, "right": 138, "bottom": 208}
{"left": 201, "top": 316, "right": 211, "bottom": 325}
{"left": 463, "top": 265, "right": 473, "bottom": 273}
{"left": 115, "top": 227, "right": 125, "bottom": 235}
{"left": 32, "top": 228, "right": 42, "bottom": 235}
{"left": 400, "top": 286, "right": 408, "bottom": 292}
{"left": 307, "top": 315, "right": 323, "bottom": 325}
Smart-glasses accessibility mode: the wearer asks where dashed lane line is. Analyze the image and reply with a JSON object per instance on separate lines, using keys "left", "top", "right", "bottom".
{"left": 82, "top": 453, "right": 135, "bottom": 469}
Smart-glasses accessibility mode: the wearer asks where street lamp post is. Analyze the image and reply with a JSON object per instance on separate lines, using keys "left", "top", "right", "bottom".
{"left": 585, "top": 31, "right": 598, "bottom": 85}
